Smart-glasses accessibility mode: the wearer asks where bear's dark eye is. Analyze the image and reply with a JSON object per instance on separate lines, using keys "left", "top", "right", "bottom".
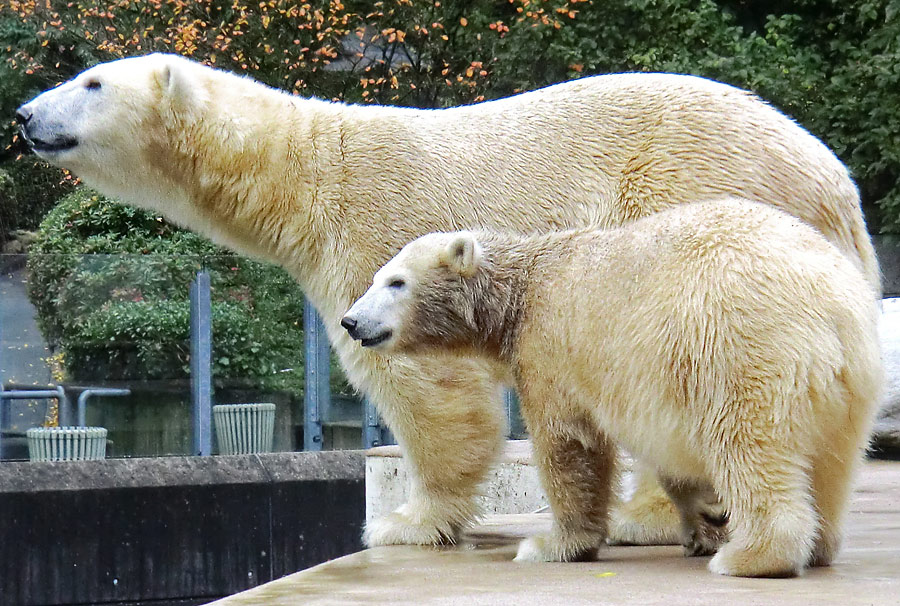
{"left": 85, "top": 80, "right": 102, "bottom": 91}
{"left": 388, "top": 278, "right": 405, "bottom": 289}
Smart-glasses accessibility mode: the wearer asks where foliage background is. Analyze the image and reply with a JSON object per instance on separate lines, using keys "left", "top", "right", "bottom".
{"left": 3, "top": 0, "right": 900, "bottom": 229}
{"left": 25, "top": 188, "right": 309, "bottom": 389}
{"left": 2, "top": 0, "right": 899, "bottom": 383}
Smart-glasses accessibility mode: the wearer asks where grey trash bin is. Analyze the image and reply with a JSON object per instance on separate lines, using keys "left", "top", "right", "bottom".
{"left": 26, "top": 426, "right": 108, "bottom": 461}
{"left": 213, "top": 403, "right": 276, "bottom": 454}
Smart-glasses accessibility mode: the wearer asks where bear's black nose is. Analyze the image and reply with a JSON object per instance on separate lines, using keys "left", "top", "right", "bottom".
{"left": 15, "top": 106, "right": 32, "bottom": 126}
{"left": 340, "top": 316, "right": 357, "bottom": 332}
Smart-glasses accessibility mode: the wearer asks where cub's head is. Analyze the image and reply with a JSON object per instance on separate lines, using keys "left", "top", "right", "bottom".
{"left": 342, "top": 231, "right": 484, "bottom": 353}
{"left": 16, "top": 53, "right": 208, "bottom": 206}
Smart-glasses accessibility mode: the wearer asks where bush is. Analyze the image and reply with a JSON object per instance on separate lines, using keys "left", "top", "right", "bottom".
{"left": 25, "top": 187, "right": 352, "bottom": 395}
{"left": 0, "top": 157, "right": 74, "bottom": 234}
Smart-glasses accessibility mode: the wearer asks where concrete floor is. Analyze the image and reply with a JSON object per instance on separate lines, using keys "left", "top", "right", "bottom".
{"left": 1, "top": 263, "right": 53, "bottom": 459}
{"left": 0, "top": 263, "right": 52, "bottom": 389}
{"left": 211, "top": 461, "right": 900, "bottom": 606}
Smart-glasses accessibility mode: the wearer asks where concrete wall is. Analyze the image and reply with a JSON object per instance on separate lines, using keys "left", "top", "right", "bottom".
{"left": 0, "top": 451, "right": 365, "bottom": 606}
{"left": 366, "top": 441, "right": 548, "bottom": 523}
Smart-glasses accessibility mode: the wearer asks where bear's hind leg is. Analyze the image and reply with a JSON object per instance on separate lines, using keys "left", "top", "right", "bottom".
{"left": 807, "top": 454, "right": 853, "bottom": 568}
{"left": 808, "top": 427, "right": 869, "bottom": 567}
{"left": 807, "top": 361, "right": 880, "bottom": 568}
{"left": 707, "top": 438, "right": 817, "bottom": 577}
{"left": 514, "top": 418, "right": 616, "bottom": 563}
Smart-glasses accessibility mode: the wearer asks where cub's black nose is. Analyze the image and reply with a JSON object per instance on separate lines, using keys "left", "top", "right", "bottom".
{"left": 15, "top": 106, "right": 32, "bottom": 126}
{"left": 340, "top": 316, "right": 357, "bottom": 332}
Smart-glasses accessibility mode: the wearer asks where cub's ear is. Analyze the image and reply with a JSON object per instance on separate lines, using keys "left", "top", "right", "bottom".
{"left": 440, "top": 233, "right": 483, "bottom": 277}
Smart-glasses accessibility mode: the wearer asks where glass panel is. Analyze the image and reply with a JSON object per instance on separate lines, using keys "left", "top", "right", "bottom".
{"left": 1, "top": 254, "right": 54, "bottom": 460}
{"left": 0, "top": 251, "right": 372, "bottom": 458}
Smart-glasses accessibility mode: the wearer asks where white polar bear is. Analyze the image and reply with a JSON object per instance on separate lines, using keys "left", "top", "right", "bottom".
{"left": 17, "top": 53, "right": 879, "bottom": 548}
{"left": 342, "top": 197, "right": 883, "bottom": 577}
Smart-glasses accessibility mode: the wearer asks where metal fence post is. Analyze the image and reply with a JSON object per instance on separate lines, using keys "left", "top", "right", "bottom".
{"left": 0, "top": 296, "right": 4, "bottom": 455}
{"left": 303, "top": 299, "right": 329, "bottom": 451}
{"left": 505, "top": 388, "right": 525, "bottom": 438}
{"left": 53, "top": 385, "right": 71, "bottom": 427}
{"left": 190, "top": 270, "right": 213, "bottom": 456}
{"left": 363, "top": 398, "right": 385, "bottom": 449}
{"left": 76, "top": 388, "right": 130, "bottom": 427}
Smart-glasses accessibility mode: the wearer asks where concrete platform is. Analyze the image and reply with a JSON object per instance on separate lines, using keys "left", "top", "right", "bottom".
{"left": 366, "top": 441, "right": 547, "bottom": 522}
{"left": 210, "top": 461, "right": 900, "bottom": 605}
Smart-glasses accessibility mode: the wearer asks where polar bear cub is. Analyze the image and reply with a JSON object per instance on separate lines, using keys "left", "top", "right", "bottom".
{"left": 342, "top": 197, "right": 882, "bottom": 577}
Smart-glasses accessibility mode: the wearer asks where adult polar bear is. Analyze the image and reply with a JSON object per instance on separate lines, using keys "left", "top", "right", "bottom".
{"left": 17, "top": 53, "right": 878, "bottom": 549}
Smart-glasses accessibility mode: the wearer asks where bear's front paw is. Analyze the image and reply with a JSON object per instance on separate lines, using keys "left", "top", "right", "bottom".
{"left": 514, "top": 535, "right": 556, "bottom": 562}
{"left": 363, "top": 509, "right": 458, "bottom": 547}
{"left": 606, "top": 500, "right": 682, "bottom": 546}
{"left": 514, "top": 532, "right": 599, "bottom": 563}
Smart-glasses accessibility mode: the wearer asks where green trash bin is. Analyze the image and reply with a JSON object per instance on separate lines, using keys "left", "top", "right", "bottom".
{"left": 213, "top": 403, "right": 276, "bottom": 454}
{"left": 26, "top": 426, "right": 108, "bottom": 461}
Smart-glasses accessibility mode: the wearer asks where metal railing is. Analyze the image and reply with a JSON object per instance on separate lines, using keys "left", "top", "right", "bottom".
{"left": 0, "top": 387, "right": 68, "bottom": 457}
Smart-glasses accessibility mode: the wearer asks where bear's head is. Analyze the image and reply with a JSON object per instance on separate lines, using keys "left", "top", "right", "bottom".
{"left": 16, "top": 53, "right": 208, "bottom": 212}
{"left": 342, "top": 231, "right": 484, "bottom": 353}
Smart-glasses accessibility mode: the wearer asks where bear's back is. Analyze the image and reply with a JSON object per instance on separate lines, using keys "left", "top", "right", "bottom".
{"left": 339, "top": 73, "right": 868, "bottom": 289}
{"left": 518, "top": 198, "right": 875, "bottom": 400}
{"left": 562, "top": 198, "right": 873, "bottom": 329}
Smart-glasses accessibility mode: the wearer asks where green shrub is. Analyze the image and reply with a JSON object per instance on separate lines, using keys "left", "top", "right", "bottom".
{"left": 1, "top": 157, "right": 74, "bottom": 229}
{"left": 0, "top": 158, "right": 73, "bottom": 243}
{"left": 25, "top": 187, "right": 353, "bottom": 395}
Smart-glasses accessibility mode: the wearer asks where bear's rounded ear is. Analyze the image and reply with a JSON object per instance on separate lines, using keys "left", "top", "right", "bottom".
{"left": 154, "top": 55, "right": 199, "bottom": 111}
{"left": 440, "top": 233, "right": 483, "bottom": 277}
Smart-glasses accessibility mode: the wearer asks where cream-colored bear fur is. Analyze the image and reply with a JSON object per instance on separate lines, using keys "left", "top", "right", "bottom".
{"left": 343, "top": 198, "right": 883, "bottom": 577}
{"left": 18, "top": 54, "right": 878, "bottom": 548}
